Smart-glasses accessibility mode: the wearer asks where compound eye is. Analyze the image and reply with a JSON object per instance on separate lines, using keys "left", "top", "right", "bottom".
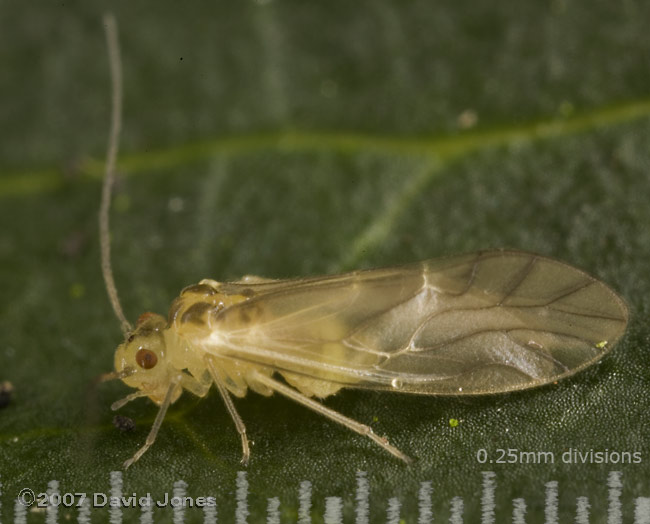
{"left": 135, "top": 348, "right": 158, "bottom": 369}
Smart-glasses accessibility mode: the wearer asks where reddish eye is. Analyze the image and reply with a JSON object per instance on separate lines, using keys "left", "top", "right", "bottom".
{"left": 135, "top": 349, "right": 158, "bottom": 369}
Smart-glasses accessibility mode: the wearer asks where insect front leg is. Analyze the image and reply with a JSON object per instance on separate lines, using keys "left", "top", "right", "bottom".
{"left": 204, "top": 356, "right": 250, "bottom": 465}
{"left": 123, "top": 380, "right": 181, "bottom": 469}
{"left": 249, "top": 371, "right": 413, "bottom": 464}
{"left": 111, "top": 390, "right": 149, "bottom": 411}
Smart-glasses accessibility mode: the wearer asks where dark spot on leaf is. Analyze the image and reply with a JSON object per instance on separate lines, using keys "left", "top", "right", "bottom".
{"left": 113, "top": 414, "right": 136, "bottom": 432}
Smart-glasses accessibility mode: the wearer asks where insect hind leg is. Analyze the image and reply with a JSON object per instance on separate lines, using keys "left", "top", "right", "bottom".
{"left": 249, "top": 371, "right": 412, "bottom": 464}
{"left": 204, "top": 356, "right": 250, "bottom": 465}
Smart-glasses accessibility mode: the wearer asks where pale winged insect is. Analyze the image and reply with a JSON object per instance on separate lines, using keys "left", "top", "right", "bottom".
{"left": 99, "top": 15, "right": 629, "bottom": 469}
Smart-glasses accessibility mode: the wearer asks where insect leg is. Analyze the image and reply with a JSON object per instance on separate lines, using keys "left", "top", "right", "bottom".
{"left": 249, "top": 371, "right": 412, "bottom": 464}
{"left": 204, "top": 356, "right": 250, "bottom": 465}
{"left": 123, "top": 380, "right": 180, "bottom": 469}
{"left": 111, "top": 390, "right": 149, "bottom": 411}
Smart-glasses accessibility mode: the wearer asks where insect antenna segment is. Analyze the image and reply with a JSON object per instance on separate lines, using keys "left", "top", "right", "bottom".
{"left": 99, "top": 12, "right": 132, "bottom": 337}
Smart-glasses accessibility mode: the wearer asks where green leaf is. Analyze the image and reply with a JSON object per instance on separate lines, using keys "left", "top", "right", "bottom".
{"left": 1, "top": 1, "right": 649, "bottom": 522}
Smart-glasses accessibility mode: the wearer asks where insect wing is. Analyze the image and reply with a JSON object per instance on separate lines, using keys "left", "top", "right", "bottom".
{"left": 211, "top": 251, "right": 628, "bottom": 395}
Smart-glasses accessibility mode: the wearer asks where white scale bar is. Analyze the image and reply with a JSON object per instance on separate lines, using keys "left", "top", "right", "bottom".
{"left": 575, "top": 496, "right": 590, "bottom": 524}
{"left": 481, "top": 471, "right": 496, "bottom": 524}
{"left": 266, "top": 497, "right": 280, "bottom": 524}
{"left": 46, "top": 480, "right": 59, "bottom": 524}
{"left": 544, "top": 481, "right": 558, "bottom": 524}
{"left": 13, "top": 498, "right": 27, "bottom": 524}
{"left": 109, "top": 471, "right": 122, "bottom": 524}
{"left": 173, "top": 480, "right": 187, "bottom": 524}
{"left": 140, "top": 492, "right": 154, "bottom": 524}
{"left": 449, "top": 495, "right": 463, "bottom": 524}
{"left": 324, "top": 497, "right": 342, "bottom": 524}
{"left": 512, "top": 498, "right": 526, "bottom": 524}
{"left": 203, "top": 499, "right": 218, "bottom": 524}
{"left": 236, "top": 471, "right": 249, "bottom": 524}
{"left": 386, "top": 497, "right": 401, "bottom": 524}
{"left": 418, "top": 481, "right": 432, "bottom": 524}
{"left": 608, "top": 471, "right": 623, "bottom": 524}
{"left": 635, "top": 497, "right": 650, "bottom": 524}
{"left": 355, "top": 471, "right": 369, "bottom": 524}
{"left": 298, "top": 480, "right": 312, "bottom": 524}
{"left": 77, "top": 496, "right": 91, "bottom": 524}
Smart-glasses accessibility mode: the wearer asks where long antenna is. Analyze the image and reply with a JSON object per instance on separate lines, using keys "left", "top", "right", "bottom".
{"left": 100, "top": 13, "right": 132, "bottom": 336}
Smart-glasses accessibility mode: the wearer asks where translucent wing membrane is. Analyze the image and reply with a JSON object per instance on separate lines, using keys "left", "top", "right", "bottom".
{"left": 204, "top": 250, "right": 628, "bottom": 396}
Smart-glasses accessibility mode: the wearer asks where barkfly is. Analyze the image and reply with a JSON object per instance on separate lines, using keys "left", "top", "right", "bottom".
{"left": 98, "top": 15, "right": 629, "bottom": 469}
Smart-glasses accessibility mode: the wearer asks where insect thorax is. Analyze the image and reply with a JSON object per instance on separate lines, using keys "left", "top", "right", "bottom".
{"left": 165, "top": 281, "right": 271, "bottom": 397}
{"left": 165, "top": 280, "right": 348, "bottom": 399}
{"left": 167, "top": 282, "right": 246, "bottom": 331}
